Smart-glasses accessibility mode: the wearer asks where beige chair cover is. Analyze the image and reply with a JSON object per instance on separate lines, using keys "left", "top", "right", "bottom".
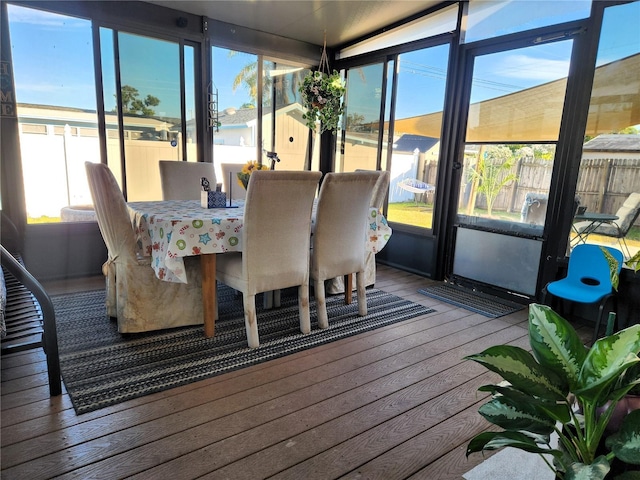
{"left": 221, "top": 163, "right": 248, "bottom": 201}
{"left": 85, "top": 162, "right": 204, "bottom": 333}
{"left": 159, "top": 160, "right": 217, "bottom": 200}
{"left": 311, "top": 171, "right": 379, "bottom": 329}
{"left": 216, "top": 170, "right": 321, "bottom": 348}
{"left": 326, "top": 170, "right": 390, "bottom": 294}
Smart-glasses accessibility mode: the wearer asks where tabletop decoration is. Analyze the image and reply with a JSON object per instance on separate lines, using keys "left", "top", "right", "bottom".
{"left": 299, "top": 33, "right": 345, "bottom": 135}
{"left": 237, "top": 160, "right": 269, "bottom": 190}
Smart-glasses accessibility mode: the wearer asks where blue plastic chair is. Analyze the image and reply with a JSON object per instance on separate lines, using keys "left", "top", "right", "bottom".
{"left": 543, "top": 244, "right": 624, "bottom": 345}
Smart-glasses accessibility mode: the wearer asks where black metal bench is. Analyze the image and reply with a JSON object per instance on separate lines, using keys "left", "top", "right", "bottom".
{"left": 1, "top": 245, "right": 62, "bottom": 396}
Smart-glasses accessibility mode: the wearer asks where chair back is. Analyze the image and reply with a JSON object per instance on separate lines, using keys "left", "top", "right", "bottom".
{"left": 242, "top": 170, "right": 321, "bottom": 293}
{"left": 371, "top": 171, "right": 390, "bottom": 210}
{"left": 613, "top": 192, "right": 640, "bottom": 235}
{"left": 159, "top": 161, "right": 216, "bottom": 200}
{"left": 221, "top": 163, "right": 248, "bottom": 200}
{"left": 85, "top": 162, "right": 138, "bottom": 263}
{"left": 312, "top": 171, "right": 379, "bottom": 280}
{"left": 355, "top": 169, "right": 390, "bottom": 210}
{"left": 565, "top": 244, "right": 624, "bottom": 299}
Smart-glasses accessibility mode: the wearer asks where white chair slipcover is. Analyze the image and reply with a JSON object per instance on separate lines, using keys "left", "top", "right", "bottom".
{"left": 85, "top": 162, "right": 204, "bottom": 333}
{"left": 311, "top": 171, "right": 379, "bottom": 329}
{"left": 326, "top": 170, "right": 390, "bottom": 294}
{"left": 215, "top": 170, "right": 321, "bottom": 348}
{"left": 220, "top": 163, "right": 248, "bottom": 201}
{"left": 159, "top": 160, "right": 217, "bottom": 201}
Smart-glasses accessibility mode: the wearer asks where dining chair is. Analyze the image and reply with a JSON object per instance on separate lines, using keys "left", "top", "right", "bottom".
{"left": 541, "top": 244, "right": 624, "bottom": 345}
{"left": 311, "top": 171, "right": 379, "bottom": 329}
{"left": 220, "top": 162, "right": 248, "bottom": 201}
{"left": 327, "top": 170, "right": 390, "bottom": 295}
{"left": 85, "top": 162, "right": 204, "bottom": 333}
{"left": 215, "top": 170, "right": 322, "bottom": 348}
{"left": 572, "top": 192, "right": 640, "bottom": 259}
{"left": 159, "top": 160, "right": 216, "bottom": 201}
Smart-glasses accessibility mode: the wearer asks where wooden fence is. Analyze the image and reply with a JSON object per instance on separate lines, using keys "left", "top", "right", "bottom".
{"left": 456, "top": 156, "right": 640, "bottom": 226}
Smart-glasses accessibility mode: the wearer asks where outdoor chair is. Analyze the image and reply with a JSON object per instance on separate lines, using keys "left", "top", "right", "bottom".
{"left": 215, "top": 170, "right": 321, "bottom": 348}
{"left": 311, "top": 171, "right": 379, "bottom": 328}
{"left": 159, "top": 161, "right": 217, "bottom": 201}
{"left": 572, "top": 192, "right": 640, "bottom": 258}
{"left": 542, "top": 244, "right": 624, "bottom": 345}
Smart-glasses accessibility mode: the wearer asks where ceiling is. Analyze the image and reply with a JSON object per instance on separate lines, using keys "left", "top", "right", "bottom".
{"left": 145, "top": 0, "right": 441, "bottom": 48}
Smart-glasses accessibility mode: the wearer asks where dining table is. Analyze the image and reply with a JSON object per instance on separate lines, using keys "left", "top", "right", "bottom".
{"left": 127, "top": 199, "right": 392, "bottom": 338}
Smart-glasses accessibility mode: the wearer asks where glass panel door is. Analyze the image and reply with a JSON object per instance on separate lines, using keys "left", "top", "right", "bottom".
{"left": 452, "top": 39, "right": 574, "bottom": 295}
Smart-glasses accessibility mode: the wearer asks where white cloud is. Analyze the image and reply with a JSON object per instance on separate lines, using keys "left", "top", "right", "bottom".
{"left": 496, "top": 54, "right": 570, "bottom": 83}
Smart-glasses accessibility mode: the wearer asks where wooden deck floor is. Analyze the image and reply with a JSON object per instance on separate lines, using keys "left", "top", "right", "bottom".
{"left": 1, "top": 265, "right": 592, "bottom": 479}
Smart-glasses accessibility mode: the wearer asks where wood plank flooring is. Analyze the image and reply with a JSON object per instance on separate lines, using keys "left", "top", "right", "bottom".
{"left": 1, "top": 265, "right": 592, "bottom": 479}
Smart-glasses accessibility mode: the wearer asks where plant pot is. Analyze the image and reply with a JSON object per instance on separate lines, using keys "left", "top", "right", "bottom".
{"left": 600, "top": 394, "right": 640, "bottom": 433}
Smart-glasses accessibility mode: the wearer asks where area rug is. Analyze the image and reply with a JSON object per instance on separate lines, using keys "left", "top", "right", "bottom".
{"left": 53, "top": 286, "right": 434, "bottom": 415}
{"left": 417, "top": 283, "right": 524, "bottom": 318}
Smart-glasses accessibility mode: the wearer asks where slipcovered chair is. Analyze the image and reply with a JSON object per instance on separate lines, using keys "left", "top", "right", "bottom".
{"left": 220, "top": 162, "right": 248, "bottom": 201}
{"left": 159, "top": 160, "right": 217, "bottom": 201}
{"left": 327, "top": 170, "right": 390, "bottom": 294}
{"left": 311, "top": 171, "right": 379, "bottom": 328}
{"left": 85, "top": 162, "right": 204, "bottom": 333}
{"left": 572, "top": 192, "right": 640, "bottom": 258}
{"left": 215, "top": 170, "right": 321, "bottom": 348}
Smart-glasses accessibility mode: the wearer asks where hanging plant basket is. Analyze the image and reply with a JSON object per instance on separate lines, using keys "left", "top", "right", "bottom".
{"left": 299, "top": 35, "right": 345, "bottom": 135}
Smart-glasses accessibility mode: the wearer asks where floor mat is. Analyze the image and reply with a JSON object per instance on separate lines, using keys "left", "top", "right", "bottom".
{"left": 417, "top": 283, "right": 525, "bottom": 318}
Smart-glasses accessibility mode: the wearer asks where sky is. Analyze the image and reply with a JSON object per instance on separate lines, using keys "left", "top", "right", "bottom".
{"left": 6, "top": 1, "right": 640, "bottom": 123}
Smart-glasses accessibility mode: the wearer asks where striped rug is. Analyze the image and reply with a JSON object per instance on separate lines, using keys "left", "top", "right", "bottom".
{"left": 53, "top": 286, "right": 434, "bottom": 414}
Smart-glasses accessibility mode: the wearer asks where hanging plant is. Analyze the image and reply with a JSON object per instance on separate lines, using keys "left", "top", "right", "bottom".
{"left": 299, "top": 34, "right": 346, "bottom": 135}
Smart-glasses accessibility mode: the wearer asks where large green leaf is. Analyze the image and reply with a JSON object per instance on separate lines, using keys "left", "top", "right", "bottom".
{"left": 479, "top": 383, "right": 572, "bottom": 423}
{"left": 479, "top": 396, "right": 556, "bottom": 434}
{"left": 576, "top": 325, "right": 640, "bottom": 404}
{"left": 565, "top": 456, "right": 610, "bottom": 480}
{"left": 466, "top": 344, "right": 566, "bottom": 400}
{"left": 467, "top": 430, "right": 561, "bottom": 457}
{"left": 606, "top": 409, "right": 640, "bottom": 465}
{"left": 529, "top": 303, "right": 588, "bottom": 390}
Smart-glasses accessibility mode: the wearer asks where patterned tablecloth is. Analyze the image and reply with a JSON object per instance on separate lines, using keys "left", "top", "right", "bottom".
{"left": 128, "top": 200, "right": 392, "bottom": 284}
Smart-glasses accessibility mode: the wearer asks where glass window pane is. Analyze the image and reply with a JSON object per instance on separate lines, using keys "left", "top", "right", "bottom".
{"left": 184, "top": 45, "right": 198, "bottom": 162}
{"left": 339, "top": 4, "right": 458, "bottom": 59}
{"left": 458, "top": 40, "right": 573, "bottom": 234}
{"left": 466, "top": 42, "right": 572, "bottom": 143}
{"left": 212, "top": 47, "right": 258, "bottom": 182}
{"left": 119, "top": 32, "right": 181, "bottom": 201}
{"left": 463, "top": 0, "right": 591, "bottom": 44}
{"left": 8, "top": 5, "right": 99, "bottom": 224}
{"left": 337, "top": 63, "right": 384, "bottom": 173}
{"left": 388, "top": 44, "right": 450, "bottom": 229}
{"left": 271, "top": 63, "right": 310, "bottom": 170}
{"left": 573, "top": 1, "right": 640, "bottom": 261}
{"left": 100, "top": 27, "right": 124, "bottom": 188}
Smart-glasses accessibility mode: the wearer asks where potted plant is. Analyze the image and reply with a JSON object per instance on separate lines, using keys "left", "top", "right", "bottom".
{"left": 466, "top": 304, "right": 640, "bottom": 479}
{"left": 299, "top": 69, "right": 345, "bottom": 135}
{"left": 465, "top": 301, "right": 640, "bottom": 479}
